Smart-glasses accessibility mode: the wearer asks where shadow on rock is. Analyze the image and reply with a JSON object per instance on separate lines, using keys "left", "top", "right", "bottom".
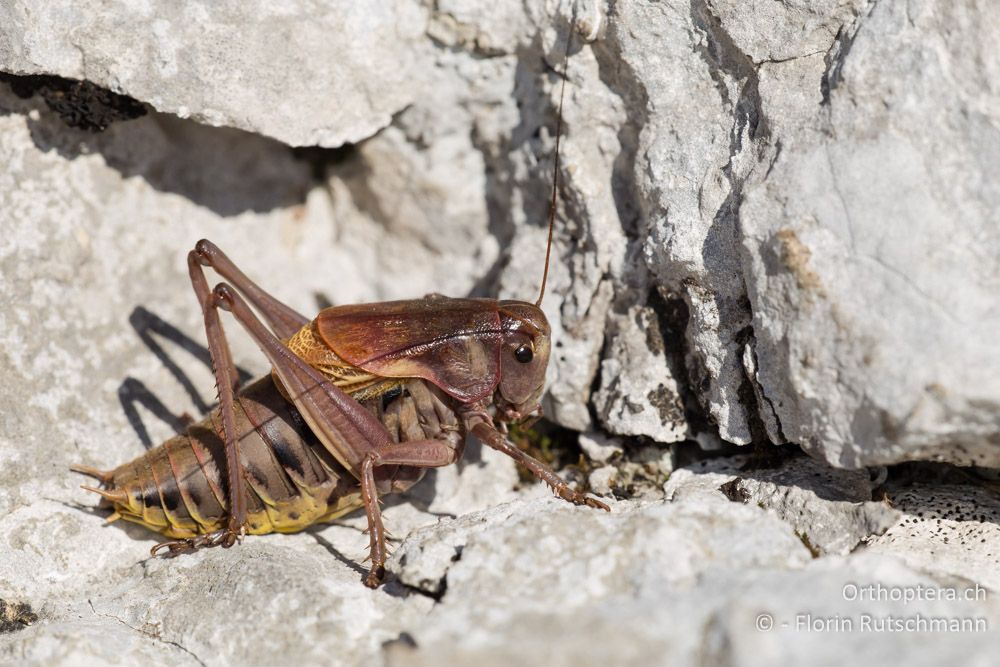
{"left": 0, "top": 74, "right": 317, "bottom": 216}
{"left": 666, "top": 449, "right": 900, "bottom": 558}
{"left": 120, "top": 306, "right": 253, "bottom": 447}
{"left": 862, "top": 462, "right": 1000, "bottom": 588}
{"left": 668, "top": 448, "right": 1000, "bottom": 581}
{"left": 679, "top": 448, "right": 878, "bottom": 504}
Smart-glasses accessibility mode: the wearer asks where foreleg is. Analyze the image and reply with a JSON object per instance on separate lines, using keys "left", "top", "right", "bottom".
{"left": 470, "top": 421, "right": 609, "bottom": 511}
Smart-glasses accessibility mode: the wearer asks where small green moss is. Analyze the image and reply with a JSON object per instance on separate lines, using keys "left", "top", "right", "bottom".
{"left": 507, "top": 422, "right": 590, "bottom": 490}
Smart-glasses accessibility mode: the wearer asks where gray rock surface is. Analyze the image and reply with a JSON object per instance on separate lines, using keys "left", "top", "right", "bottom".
{"left": 2, "top": 1, "right": 999, "bottom": 665}
{"left": 665, "top": 453, "right": 899, "bottom": 556}
{"left": 3, "top": 0, "right": 995, "bottom": 465}
{"left": 6, "top": 449, "right": 997, "bottom": 666}
{"left": 384, "top": 501, "right": 999, "bottom": 667}
{"left": 0, "top": 1, "right": 431, "bottom": 147}
{"left": 739, "top": 0, "right": 1000, "bottom": 467}
{"left": 868, "top": 478, "right": 1000, "bottom": 591}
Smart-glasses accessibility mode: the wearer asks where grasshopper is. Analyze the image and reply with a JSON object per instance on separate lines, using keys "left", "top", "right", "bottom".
{"left": 74, "top": 31, "right": 608, "bottom": 587}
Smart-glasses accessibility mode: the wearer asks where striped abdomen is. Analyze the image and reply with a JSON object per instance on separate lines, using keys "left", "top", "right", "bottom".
{"left": 91, "top": 377, "right": 363, "bottom": 539}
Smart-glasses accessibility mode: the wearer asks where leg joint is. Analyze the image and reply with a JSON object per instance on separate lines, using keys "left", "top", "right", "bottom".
{"left": 212, "top": 283, "right": 235, "bottom": 308}
{"left": 194, "top": 239, "right": 219, "bottom": 265}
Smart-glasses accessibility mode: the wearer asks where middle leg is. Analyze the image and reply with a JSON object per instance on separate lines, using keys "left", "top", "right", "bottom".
{"left": 359, "top": 440, "right": 461, "bottom": 587}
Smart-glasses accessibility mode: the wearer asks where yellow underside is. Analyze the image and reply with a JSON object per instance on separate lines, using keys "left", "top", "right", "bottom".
{"left": 113, "top": 490, "right": 365, "bottom": 539}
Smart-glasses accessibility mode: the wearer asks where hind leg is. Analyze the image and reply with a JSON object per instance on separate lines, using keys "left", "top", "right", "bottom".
{"left": 191, "top": 239, "right": 308, "bottom": 339}
{"left": 161, "top": 242, "right": 310, "bottom": 551}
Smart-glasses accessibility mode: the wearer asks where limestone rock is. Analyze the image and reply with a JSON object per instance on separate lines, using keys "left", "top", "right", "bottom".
{"left": 0, "top": 1, "right": 432, "bottom": 147}
{"left": 1, "top": 2, "right": 999, "bottom": 665}
{"left": 665, "top": 452, "right": 899, "bottom": 556}
{"left": 738, "top": 0, "right": 1000, "bottom": 467}
{"left": 2, "top": 0, "right": 996, "bottom": 467}
{"left": 386, "top": 492, "right": 999, "bottom": 667}
{"left": 868, "top": 478, "right": 1000, "bottom": 591}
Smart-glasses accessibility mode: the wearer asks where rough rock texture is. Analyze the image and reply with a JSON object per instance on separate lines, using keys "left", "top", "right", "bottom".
{"left": 2, "top": 1, "right": 999, "bottom": 665}
{"left": 664, "top": 453, "right": 899, "bottom": 556}
{"left": 0, "top": 1, "right": 430, "bottom": 147}
{"left": 267, "top": 0, "right": 999, "bottom": 469}
{"left": 384, "top": 496, "right": 1000, "bottom": 667}
{"left": 867, "top": 473, "right": 1000, "bottom": 591}
{"left": 739, "top": 1, "right": 1000, "bottom": 467}
{"left": 5, "top": 0, "right": 993, "bottom": 466}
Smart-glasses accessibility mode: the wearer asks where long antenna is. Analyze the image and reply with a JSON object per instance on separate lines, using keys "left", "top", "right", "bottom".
{"left": 536, "top": 18, "right": 573, "bottom": 307}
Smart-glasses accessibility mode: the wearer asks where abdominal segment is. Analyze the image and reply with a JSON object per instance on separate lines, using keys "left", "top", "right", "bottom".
{"left": 86, "top": 377, "right": 363, "bottom": 539}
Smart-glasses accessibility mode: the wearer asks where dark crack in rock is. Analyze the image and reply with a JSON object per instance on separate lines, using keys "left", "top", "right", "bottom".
{"left": 0, "top": 73, "right": 146, "bottom": 131}
{"left": 0, "top": 600, "right": 37, "bottom": 634}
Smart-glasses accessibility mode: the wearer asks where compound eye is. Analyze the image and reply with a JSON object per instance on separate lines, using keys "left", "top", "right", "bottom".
{"left": 514, "top": 344, "right": 533, "bottom": 364}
